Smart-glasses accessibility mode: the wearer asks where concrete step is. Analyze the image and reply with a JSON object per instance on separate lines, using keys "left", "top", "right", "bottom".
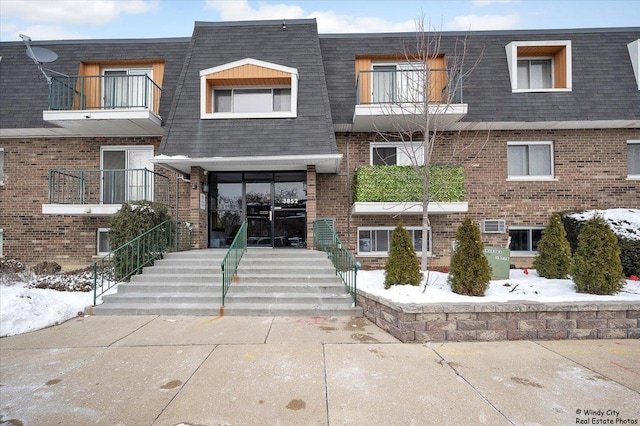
{"left": 229, "top": 282, "right": 347, "bottom": 294}
{"left": 117, "top": 282, "right": 222, "bottom": 294}
{"left": 224, "top": 292, "right": 353, "bottom": 304}
{"left": 221, "top": 303, "right": 363, "bottom": 317}
{"left": 92, "top": 303, "right": 221, "bottom": 316}
{"left": 131, "top": 273, "right": 220, "bottom": 283}
{"left": 102, "top": 292, "right": 221, "bottom": 304}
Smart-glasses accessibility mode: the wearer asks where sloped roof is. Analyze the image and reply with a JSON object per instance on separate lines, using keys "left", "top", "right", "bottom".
{"left": 320, "top": 27, "right": 640, "bottom": 126}
{"left": 0, "top": 37, "right": 189, "bottom": 131}
{"left": 159, "top": 19, "right": 337, "bottom": 158}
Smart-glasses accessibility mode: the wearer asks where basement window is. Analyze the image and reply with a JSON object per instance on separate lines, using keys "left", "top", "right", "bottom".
{"left": 97, "top": 228, "right": 111, "bottom": 256}
{"left": 358, "top": 226, "right": 430, "bottom": 256}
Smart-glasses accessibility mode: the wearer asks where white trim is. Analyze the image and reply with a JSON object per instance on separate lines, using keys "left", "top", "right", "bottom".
{"left": 42, "top": 204, "right": 121, "bottom": 216}
{"left": 505, "top": 40, "right": 572, "bottom": 91}
{"left": 369, "top": 142, "right": 424, "bottom": 166}
{"left": 628, "top": 139, "right": 640, "bottom": 178}
{"left": 199, "top": 58, "right": 298, "bottom": 77}
{"left": 357, "top": 226, "right": 431, "bottom": 256}
{"left": 507, "top": 141, "right": 554, "bottom": 179}
{"left": 508, "top": 225, "right": 544, "bottom": 254}
{"left": 628, "top": 39, "right": 640, "bottom": 90}
{"left": 97, "top": 228, "right": 110, "bottom": 256}
{"left": 200, "top": 58, "right": 299, "bottom": 119}
{"left": 351, "top": 201, "right": 468, "bottom": 215}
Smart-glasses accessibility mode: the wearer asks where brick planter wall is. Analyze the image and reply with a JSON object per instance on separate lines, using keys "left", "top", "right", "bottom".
{"left": 357, "top": 291, "right": 640, "bottom": 342}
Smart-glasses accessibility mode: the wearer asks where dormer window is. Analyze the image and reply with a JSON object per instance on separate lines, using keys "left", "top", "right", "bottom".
{"left": 506, "top": 40, "right": 572, "bottom": 92}
{"left": 200, "top": 58, "right": 298, "bottom": 119}
{"left": 628, "top": 39, "right": 640, "bottom": 90}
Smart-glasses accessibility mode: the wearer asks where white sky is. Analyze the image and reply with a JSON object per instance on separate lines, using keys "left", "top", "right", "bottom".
{"left": 1, "top": 0, "right": 638, "bottom": 42}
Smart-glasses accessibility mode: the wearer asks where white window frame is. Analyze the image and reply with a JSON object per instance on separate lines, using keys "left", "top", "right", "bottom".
{"left": 507, "top": 141, "right": 555, "bottom": 181}
{"left": 357, "top": 226, "right": 431, "bottom": 256}
{"left": 0, "top": 148, "right": 4, "bottom": 185}
{"left": 628, "top": 39, "right": 640, "bottom": 90}
{"left": 516, "top": 57, "right": 554, "bottom": 90}
{"left": 370, "top": 142, "right": 424, "bottom": 166}
{"left": 100, "top": 145, "right": 154, "bottom": 204}
{"left": 371, "top": 62, "right": 425, "bottom": 104}
{"left": 505, "top": 40, "right": 572, "bottom": 92}
{"left": 212, "top": 86, "right": 292, "bottom": 114}
{"left": 200, "top": 58, "right": 298, "bottom": 119}
{"left": 509, "top": 226, "right": 544, "bottom": 257}
{"left": 97, "top": 228, "right": 110, "bottom": 256}
{"left": 628, "top": 140, "right": 640, "bottom": 179}
{"left": 102, "top": 67, "right": 154, "bottom": 110}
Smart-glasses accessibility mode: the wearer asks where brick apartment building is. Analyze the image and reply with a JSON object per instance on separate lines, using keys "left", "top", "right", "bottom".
{"left": 0, "top": 20, "right": 638, "bottom": 269}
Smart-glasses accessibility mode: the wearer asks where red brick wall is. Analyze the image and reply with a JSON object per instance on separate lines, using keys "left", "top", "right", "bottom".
{"left": 317, "top": 129, "right": 640, "bottom": 268}
{"left": 0, "top": 136, "right": 190, "bottom": 269}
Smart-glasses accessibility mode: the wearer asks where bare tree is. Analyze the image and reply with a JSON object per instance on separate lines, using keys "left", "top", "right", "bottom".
{"left": 370, "top": 16, "right": 485, "bottom": 272}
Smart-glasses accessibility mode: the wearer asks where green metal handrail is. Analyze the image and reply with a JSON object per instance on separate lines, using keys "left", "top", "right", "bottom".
{"left": 92, "top": 220, "right": 175, "bottom": 305}
{"left": 221, "top": 221, "right": 248, "bottom": 306}
{"left": 313, "top": 219, "right": 359, "bottom": 303}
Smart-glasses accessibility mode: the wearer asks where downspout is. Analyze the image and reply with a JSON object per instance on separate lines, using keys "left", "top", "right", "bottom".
{"left": 346, "top": 132, "right": 351, "bottom": 248}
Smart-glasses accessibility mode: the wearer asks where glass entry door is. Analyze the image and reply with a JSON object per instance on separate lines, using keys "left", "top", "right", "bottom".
{"left": 210, "top": 172, "right": 307, "bottom": 248}
{"left": 246, "top": 182, "right": 273, "bottom": 247}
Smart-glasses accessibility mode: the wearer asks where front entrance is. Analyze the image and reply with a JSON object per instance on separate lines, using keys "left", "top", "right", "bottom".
{"left": 209, "top": 172, "right": 307, "bottom": 248}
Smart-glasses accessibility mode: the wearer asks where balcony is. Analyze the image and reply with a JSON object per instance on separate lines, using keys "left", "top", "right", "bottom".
{"left": 42, "top": 168, "right": 170, "bottom": 216}
{"left": 42, "top": 75, "right": 163, "bottom": 136}
{"left": 351, "top": 165, "right": 468, "bottom": 215}
{"left": 353, "top": 68, "right": 467, "bottom": 132}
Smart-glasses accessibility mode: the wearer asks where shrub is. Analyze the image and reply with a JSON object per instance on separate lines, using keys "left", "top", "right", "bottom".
{"left": 618, "top": 237, "right": 640, "bottom": 277}
{"left": 108, "top": 201, "right": 172, "bottom": 279}
{"left": 533, "top": 213, "right": 573, "bottom": 279}
{"left": 384, "top": 223, "right": 422, "bottom": 288}
{"left": 448, "top": 218, "right": 491, "bottom": 296}
{"left": 572, "top": 216, "right": 625, "bottom": 295}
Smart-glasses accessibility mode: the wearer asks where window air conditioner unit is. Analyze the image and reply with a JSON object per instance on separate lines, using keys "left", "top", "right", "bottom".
{"left": 481, "top": 219, "right": 506, "bottom": 234}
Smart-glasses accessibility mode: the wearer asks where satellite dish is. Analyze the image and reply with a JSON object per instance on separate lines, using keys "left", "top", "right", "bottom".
{"left": 26, "top": 46, "right": 58, "bottom": 63}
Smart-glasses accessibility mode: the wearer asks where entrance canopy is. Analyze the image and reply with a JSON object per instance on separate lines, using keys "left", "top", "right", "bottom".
{"left": 153, "top": 154, "right": 342, "bottom": 174}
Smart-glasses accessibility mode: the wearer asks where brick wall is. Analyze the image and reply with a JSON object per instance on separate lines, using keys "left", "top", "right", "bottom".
{"left": 317, "top": 129, "right": 640, "bottom": 268}
{"left": 357, "top": 291, "right": 640, "bottom": 342}
{"left": 0, "top": 136, "right": 190, "bottom": 269}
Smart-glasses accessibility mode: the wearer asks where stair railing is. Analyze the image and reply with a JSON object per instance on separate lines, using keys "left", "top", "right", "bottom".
{"left": 221, "top": 221, "right": 248, "bottom": 306}
{"left": 92, "top": 220, "right": 175, "bottom": 305}
{"left": 313, "top": 219, "right": 360, "bottom": 304}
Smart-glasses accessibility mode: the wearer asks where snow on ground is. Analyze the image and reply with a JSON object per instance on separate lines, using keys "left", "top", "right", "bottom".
{"left": 0, "top": 282, "right": 93, "bottom": 337}
{"left": 358, "top": 269, "right": 640, "bottom": 305}
{"left": 568, "top": 208, "right": 640, "bottom": 240}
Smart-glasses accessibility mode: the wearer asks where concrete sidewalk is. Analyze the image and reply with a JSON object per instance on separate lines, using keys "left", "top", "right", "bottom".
{"left": 1, "top": 316, "right": 639, "bottom": 425}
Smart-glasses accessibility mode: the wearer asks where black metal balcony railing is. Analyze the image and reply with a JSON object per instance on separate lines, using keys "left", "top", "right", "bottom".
{"left": 48, "top": 74, "right": 161, "bottom": 113}
{"left": 356, "top": 68, "right": 463, "bottom": 106}
{"left": 48, "top": 168, "right": 170, "bottom": 206}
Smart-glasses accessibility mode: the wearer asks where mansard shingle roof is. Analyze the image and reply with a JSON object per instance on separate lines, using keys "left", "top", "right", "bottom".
{"left": 0, "top": 37, "right": 189, "bottom": 130}
{"left": 159, "top": 19, "right": 338, "bottom": 158}
{"left": 320, "top": 27, "right": 640, "bottom": 126}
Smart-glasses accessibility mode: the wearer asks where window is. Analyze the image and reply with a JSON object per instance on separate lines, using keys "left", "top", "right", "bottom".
{"left": 0, "top": 148, "right": 4, "bottom": 185}
{"left": 517, "top": 59, "right": 552, "bottom": 89}
{"left": 628, "top": 140, "right": 640, "bottom": 178}
{"left": 97, "top": 228, "right": 110, "bottom": 255}
{"left": 507, "top": 142, "right": 554, "bottom": 179}
{"left": 358, "top": 226, "right": 431, "bottom": 255}
{"left": 200, "top": 58, "right": 298, "bottom": 119}
{"left": 101, "top": 146, "right": 154, "bottom": 204}
{"left": 370, "top": 143, "right": 424, "bottom": 166}
{"left": 505, "top": 40, "right": 571, "bottom": 92}
{"left": 213, "top": 88, "right": 291, "bottom": 113}
{"left": 0, "top": 229, "right": 3, "bottom": 258}
{"left": 103, "top": 67, "right": 153, "bottom": 109}
{"left": 509, "top": 227, "right": 544, "bottom": 255}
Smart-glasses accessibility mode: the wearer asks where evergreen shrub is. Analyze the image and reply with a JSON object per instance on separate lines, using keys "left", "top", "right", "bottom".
{"left": 448, "top": 218, "right": 491, "bottom": 296}
{"left": 533, "top": 213, "right": 573, "bottom": 279}
{"left": 572, "top": 216, "right": 625, "bottom": 295}
{"left": 384, "top": 223, "right": 422, "bottom": 288}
